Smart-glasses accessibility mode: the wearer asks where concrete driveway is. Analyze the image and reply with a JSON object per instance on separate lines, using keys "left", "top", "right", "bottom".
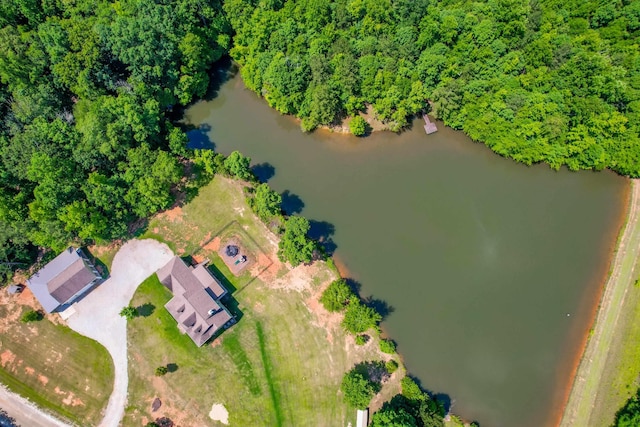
{"left": 66, "top": 239, "right": 173, "bottom": 427}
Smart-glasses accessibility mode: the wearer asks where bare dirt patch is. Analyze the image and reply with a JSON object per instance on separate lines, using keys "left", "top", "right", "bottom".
{"left": 204, "top": 236, "right": 221, "bottom": 252}
{"left": 159, "top": 206, "right": 184, "bottom": 223}
{"left": 1, "top": 350, "right": 16, "bottom": 368}
{"left": 270, "top": 263, "right": 325, "bottom": 292}
{"left": 37, "top": 374, "right": 49, "bottom": 386}
{"left": 24, "top": 366, "right": 34, "bottom": 375}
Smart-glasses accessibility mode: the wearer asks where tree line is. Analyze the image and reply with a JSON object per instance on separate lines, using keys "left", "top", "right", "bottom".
{"left": 225, "top": 0, "right": 640, "bottom": 176}
{"left": 2, "top": 0, "right": 639, "bottom": 276}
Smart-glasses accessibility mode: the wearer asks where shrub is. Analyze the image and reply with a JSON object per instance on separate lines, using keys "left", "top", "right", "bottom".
{"left": 342, "top": 301, "right": 382, "bottom": 334}
{"left": 154, "top": 418, "right": 174, "bottom": 427}
{"left": 349, "top": 116, "right": 367, "bottom": 136}
{"left": 155, "top": 366, "right": 168, "bottom": 376}
{"left": 320, "top": 279, "right": 355, "bottom": 312}
{"left": 120, "top": 306, "right": 137, "bottom": 320}
{"left": 401, "top": 377, "right": 426, "bottom": 402}
{"left": 20, "top": 310, "right": 42, "bottom": 323}
{"left": 355, "top": 334, "right": 368, "bottom": 346}
{"left": 614, "top": 386, "right": 640, "bottom": 427}
{"left": 385, "top": 359, "right": 399, "bottom": 373}
{"left": 341, "top": 369, "right": 377, "bottom": 409}
{"left": 379, "top": 339, "right": 396, "bottom": 354}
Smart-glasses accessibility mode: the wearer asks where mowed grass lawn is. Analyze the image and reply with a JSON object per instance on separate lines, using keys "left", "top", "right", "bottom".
{"left": 125, "top": 176, "right": 388, "bottom": 426}
{"left": 0, "top": 303, "right": 113, "bottom": 425}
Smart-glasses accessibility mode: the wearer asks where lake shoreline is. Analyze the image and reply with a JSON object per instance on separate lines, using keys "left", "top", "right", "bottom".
{"left": 558, "top": 178, "right": 639, "bottom": 426}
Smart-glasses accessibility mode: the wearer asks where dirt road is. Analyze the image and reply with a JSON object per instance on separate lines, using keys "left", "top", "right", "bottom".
{"left": 561, "top": 179, "right": 640, "bottom": 426}
{"left": 0, "top": 385, "right": 69, "bottom": 427}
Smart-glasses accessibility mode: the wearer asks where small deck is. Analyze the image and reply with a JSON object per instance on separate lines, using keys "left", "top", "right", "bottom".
{"left": 423, "top": 114, "right": 438, "bottom": 134}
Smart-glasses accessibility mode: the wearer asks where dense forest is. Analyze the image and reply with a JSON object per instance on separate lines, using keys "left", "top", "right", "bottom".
{"left": 1, "top": 0, "right": 640, "bottom": 280}
{"left": 0, "top": 0, "right": 230, "bottom": 280}
{"left": 226, "top": 0, "right": 640, "bottom": 176}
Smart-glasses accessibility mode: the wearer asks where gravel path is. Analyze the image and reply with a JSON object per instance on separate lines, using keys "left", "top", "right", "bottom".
{"left": 0, "top": 385, "right": 70, "bottom": 427}
{"left": 66, "top": 239, "right": 173, "bottom": 427}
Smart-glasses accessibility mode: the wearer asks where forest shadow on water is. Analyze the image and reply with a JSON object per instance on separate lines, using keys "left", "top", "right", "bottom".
{"left": 186, "top": 123, "right": 214, "bottom": 149}
{"left": 204, "top": 56, "right": 238, "bottom": 101}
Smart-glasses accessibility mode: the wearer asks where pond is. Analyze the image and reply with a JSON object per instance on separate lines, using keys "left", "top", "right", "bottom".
{"left": 185, "top": 69, "right": 629, "bottom": 426}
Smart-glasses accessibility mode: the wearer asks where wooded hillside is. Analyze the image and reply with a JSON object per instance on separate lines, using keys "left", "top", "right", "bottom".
{"left": 226, "top": 0, "right": 640, "bottom": 175}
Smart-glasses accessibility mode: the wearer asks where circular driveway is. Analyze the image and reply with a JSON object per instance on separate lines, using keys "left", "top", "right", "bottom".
{"left": 66, "top": 239, "right": 173, "bottom": 427}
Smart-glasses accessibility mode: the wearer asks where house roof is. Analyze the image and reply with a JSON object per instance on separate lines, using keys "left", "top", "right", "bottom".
{"left": 27, "top": 248, "right": 99, "bottom": 313}
{"left": 158, "top": 257, "right": 232, "bottom": 346}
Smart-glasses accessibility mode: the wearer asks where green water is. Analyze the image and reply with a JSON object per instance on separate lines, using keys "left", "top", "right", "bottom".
{"left": 185, "top": 72, "right": 628, "bottom": 426}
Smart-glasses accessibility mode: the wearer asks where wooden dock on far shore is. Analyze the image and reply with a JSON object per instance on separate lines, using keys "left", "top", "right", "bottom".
{"left": 423, "top": 114, "right": 437, "bottom": 135}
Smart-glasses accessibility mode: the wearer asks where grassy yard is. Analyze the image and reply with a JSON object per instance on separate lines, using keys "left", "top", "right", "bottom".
{"left": 590, "top": 260, "right": 640, "bottom": 425}
{"left": 0, "top": 298, "right": 113, "bottom": 425}
{"left": 125, "top": 176, "right": 399, "bottom": 426}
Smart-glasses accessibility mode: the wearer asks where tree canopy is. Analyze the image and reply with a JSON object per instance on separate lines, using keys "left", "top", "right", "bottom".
{"left": 342, "top": 300, "right": 382, "bottom": 334}
{"left": 320, "top": 279, "right": 355, "bottom": 312}
{"left": 277, "top": 215, "right": 316, "bottom": 266}
{"left": 0, "top": 0, "right": 231, "bottom": 273}
{"left": 341, "top": 368, "right": 378, "bottom": 409}
{"left": 225, "top": 0, "right": 640, "bottom": 176}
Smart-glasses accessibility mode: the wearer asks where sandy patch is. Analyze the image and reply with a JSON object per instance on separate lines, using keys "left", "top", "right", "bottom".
{"left": 209, "top": 403, "right": 229, "bottom": 425}
{"left": 159, "top": 206, "right": 184, "bottom": 222}
{"left": 62, "top": 391, "right": 84, "bottom": 406}
{"left": 202, "top": 237, "right": 221, "bottom": 253}
{"left": 270, "top": 263, "right": 325, "bottom": 292}
{"left": 24, "top": 366, "right": 34, "bottom": 375}
{"left": 16, "top": 287, "right": 38, "bottom": 307}
{"left": 1, "top": 350, "right": 16, "bottom": 367}
{"left": 38, "top": 374, "right": 49, "bottom": 386}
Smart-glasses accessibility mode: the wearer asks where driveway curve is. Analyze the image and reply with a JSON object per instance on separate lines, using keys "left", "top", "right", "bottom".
{"left": 67, "top": 239, "right": 173, "bottom": 427}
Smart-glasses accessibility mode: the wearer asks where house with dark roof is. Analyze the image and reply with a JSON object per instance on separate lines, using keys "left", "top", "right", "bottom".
{"left": 27, "top": 247, "right": 101, "bottom": 313}
{"left": 157, "top": 256, "right": 234, "bottom": 346}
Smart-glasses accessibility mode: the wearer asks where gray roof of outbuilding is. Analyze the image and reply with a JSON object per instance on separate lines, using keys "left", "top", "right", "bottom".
{"left": 27, "top": 248, "right": 98, "bottom": 313}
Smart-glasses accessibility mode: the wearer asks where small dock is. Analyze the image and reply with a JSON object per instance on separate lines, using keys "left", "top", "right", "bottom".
{"left": 423, "top": 114, "right": 438, "bottom": 135}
